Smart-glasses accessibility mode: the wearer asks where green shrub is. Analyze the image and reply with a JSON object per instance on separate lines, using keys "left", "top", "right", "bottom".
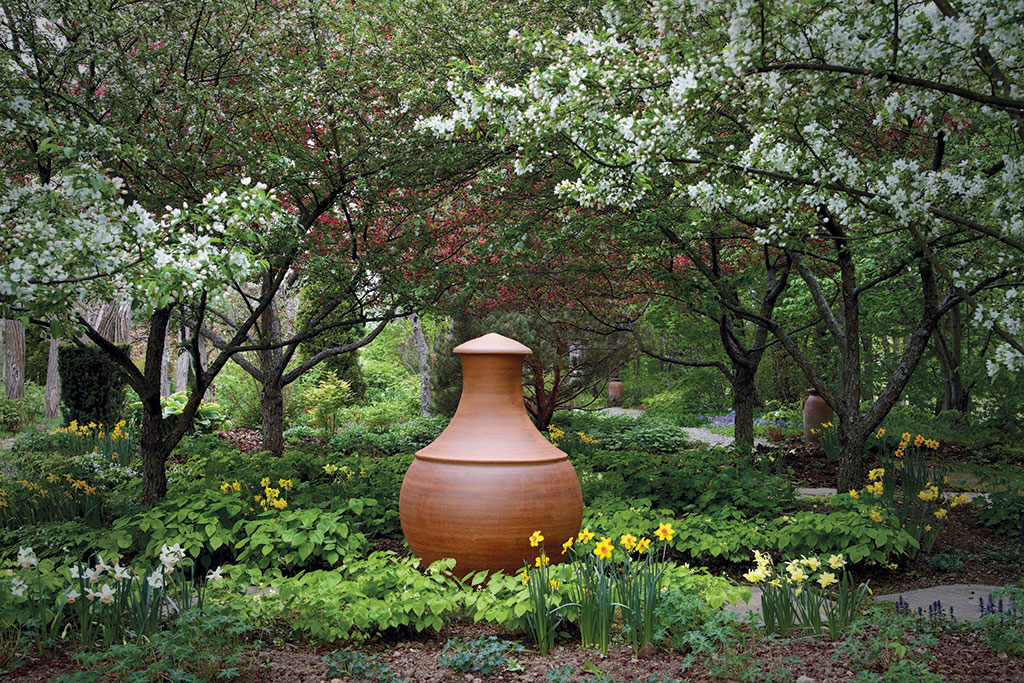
{"left": 304, "top": 372, "right": 353, "bottom": 434}
{"left": 773, "top": 508, "right": 919, "bottom": 565}
{"left": 57, "top": 344, "right": 130, "bottom": 427}
{"left": 976, "top": 486, "right": 1024, "bottom": 538}
{"left": 576, "top": 448, "right": 794, "bottom": 518}
{"left": 323, "top": 647, "right": 400, "bottom": 682}
{"left": 221, "top": 554, "right": 463, "bottom": 642}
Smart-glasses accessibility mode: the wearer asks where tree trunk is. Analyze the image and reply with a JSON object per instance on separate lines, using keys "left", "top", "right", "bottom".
{"left": 731, "top": 364, "right": 757, "bottom": 452}
{"left": 199, "top": 335, "right": 215, "bottom": 400}
{"left": 4, "top": 319, "right": 25, "bottom": 402}
{"left": 933, "top": 305, "right": 969, "bottom": 413}
{"left": 112, "top": 301, "right": 131, "bottom": 345}
{"left": 258, "top": 299, "right": 285, "bottom": 455}
{"left": 160, "top": 339, "right": 171, "bottom": 397}
{"left": 836, "top": 421, "right": 868, "bottom": 492}
{"left": 409, "top": 313, "right": 432, "bottom": 416}
{"left": 174, "top": 327, "right": 190, "bottom": 393}
{"left": 140, "top": 307, "right": 172, "bottom": 506}
{"left": 44, "top": 337, "right": 61, "bottom": 419}
{"left": 261, "top": 378, "right": 285, "bottom": 456}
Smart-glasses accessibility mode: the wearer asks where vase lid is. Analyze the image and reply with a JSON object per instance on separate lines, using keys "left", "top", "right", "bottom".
{"left": 453, "top": 332, "right": 532, "bottom": 355}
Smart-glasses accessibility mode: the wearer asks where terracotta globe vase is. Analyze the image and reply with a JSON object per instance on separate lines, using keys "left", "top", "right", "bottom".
{"left": 802, "top": 388, "right": 834, "bottom": 445}
{"left": 399, "top": 333, "right": 583, "bottom": 576}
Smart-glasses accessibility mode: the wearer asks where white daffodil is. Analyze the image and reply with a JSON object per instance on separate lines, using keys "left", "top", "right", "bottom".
{"left": 10, "top": 578, "right": 27, "bottom": 597}
{"left": 17, "top": 547, "right": 37, "bottom": 568}
{"left": 97, "top": 584, "right": 116, "bottom": 604}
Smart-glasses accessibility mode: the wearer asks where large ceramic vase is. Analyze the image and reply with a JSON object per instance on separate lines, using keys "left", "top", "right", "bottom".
{"left": 607, "top": 376, "right": 623, "bottom": 406}
{"left": 399, "top": 333, "right": 583, "bottom": 576}
{"left": 802, "top": 388, "right": 834, "bottom": 445}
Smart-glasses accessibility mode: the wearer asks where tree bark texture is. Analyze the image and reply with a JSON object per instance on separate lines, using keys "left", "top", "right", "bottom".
{"left": 410, "top": 314, "right": 432, "bottom": 416}
{"left": 4, "top": 319, "right": 25, "bottom": 401}
{"left": 44, "top": 337, "right": 61, "bottom": 419}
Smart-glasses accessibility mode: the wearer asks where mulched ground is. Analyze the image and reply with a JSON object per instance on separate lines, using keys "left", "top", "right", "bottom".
{"left": 11, "top": 618, "right": 1024, "bottom": 683}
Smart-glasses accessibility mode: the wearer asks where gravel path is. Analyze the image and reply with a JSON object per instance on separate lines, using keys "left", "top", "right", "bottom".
{"left": 599, "top": 408, "right": 768, "bottom": 447}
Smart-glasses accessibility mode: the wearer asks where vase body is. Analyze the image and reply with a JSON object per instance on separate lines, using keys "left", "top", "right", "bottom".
{"left": 607, "top": 377, "right": 623, "bottom": 406}
{"left": 802, "top": 388, "right": 834, "bottom": 445}
{"left": 399, "top": 333, "right": 583, "bottom": 576}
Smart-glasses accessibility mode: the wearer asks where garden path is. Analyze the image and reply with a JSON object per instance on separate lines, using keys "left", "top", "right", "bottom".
{"left": 598, "top": 407, "right": 770, "bottom": 447}
{"left": 725, "top": 583, "right": 1008, "bottom": 624}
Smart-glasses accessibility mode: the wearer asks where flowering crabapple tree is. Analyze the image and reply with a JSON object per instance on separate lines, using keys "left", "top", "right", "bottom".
{"left": 0, "top": 162, "right": 295, "bottom": 504}
{"left": 422, "top": 0, "right": 1024, "bottom": 489}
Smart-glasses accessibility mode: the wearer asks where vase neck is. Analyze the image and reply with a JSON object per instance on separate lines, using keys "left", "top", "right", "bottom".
{"left": 456, "top": 353, "right": 529, "bottom": 416}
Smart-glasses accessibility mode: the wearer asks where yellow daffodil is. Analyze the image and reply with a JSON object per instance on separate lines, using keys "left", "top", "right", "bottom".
{"left": 231, "top": 481, "right": 241, "bottom": 492}
{"left": 220, "top": 482, "right": 231, "bottom": 494}
{"left": 549, "top": 579, "right": 559, "bottom": 591}
{"left": 866, "top": 481, "right": 883, "bottom": 495}
{"left": 876, "top": 428, "right": 886, "bottom": 438}
{"left": 934, "top": 508, "right": 947, "bottom": 520}
{"left": 801, "top": 556, "right": 821, "bottom": 571}
{"left": 534, "top": 554, "right": 548, "bottom": 568}
{"left": 848, "top": 489, "right": 860, "bottom": 499}
{"left": 950, "top": 493, "right": 971, "bottom": 508}
{"left": 260, "top": 477, "right": 271, "bottom": 488}
{"left": 519, "top": 570, "right": 529, "bottom": 586}
{"left": 561, "top": 537, "right": 574, "bottom": 555}
{"left": 279, "top": 479, "right": 293, "bottom": 491}
{"left": 743, "top": 567, "right": 768, "bottom": 583}
{"left": 868, "top": 468, "right": 885, "bottom": 481}
{"left": 655, "top": 522, "right": 675, "bottom": 542}
{"left": 817, "top": 572, "right": 838, "bottom": 589}
{"left": 620, "top": 533, "right": 637, "bottom": 550}
{"left": 901, "top": 432, "right": 912, "bottom": 442}
{"left": 869, "top": 508, "right": 885, "bottom": 523}
{"left": 593, "top": 538, "right": 614, "bottom": 560}
{"left": 925, "top": 524, "right": 932, "bottom": 532}
{"left": 577, "top": 528, "right": 595, "bottom": 544}
{"left": 529, "top": 531, "right": 544, "bottom": 547}
{"left": 635, "top": 537, "right": 652, "bottom": 554}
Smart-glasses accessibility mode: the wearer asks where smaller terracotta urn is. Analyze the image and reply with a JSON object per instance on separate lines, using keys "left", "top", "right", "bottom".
{"left": 399, "top": 333, "right": 583, "bottom": 576}
{"left": 607, "top": 376, "right": 623, "bottom": 406}
{"left": 802, "top": 388, "right": 834, "bottom": 445}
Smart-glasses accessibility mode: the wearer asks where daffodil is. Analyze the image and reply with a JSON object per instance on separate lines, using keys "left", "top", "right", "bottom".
{"left": 848, "top": 489, "right": 860, "bottom": 499}
{"left": 535, "top": 554, "right": 548, "bottom": 568}
{"left": 529, "top": 531, "right": 544, "bottom": 547}
{"left": 868, "top": 468, "right": 885, "bottom": 481}
{"left": 519, "top": 570, "right": 529, "bottom": 586}
{"left": 655, "top": 522, "right": 675, "bottom": 542}
{"left": 635, "top": 537, "right": 652, "bottom": 554}
{"left": 934, "top": 508, "right": 947, "bottom": 520}
{"left": 876, "top": 428, "right": 886, "bottom": 438}
{"left": 801, "top": 556, "right": 821, "bottom": 571}
{"left": 828, "top": 554, "right": 846, "bottom": 570}
{"left": 743, "top": 567, "right": 767, "bottom": 583}
{"left": 869, "top": 508, "right": 884, "bottom": 523}
{"left": 577, "top": 527, "right": 595, "bottom": 544}
{"left": 549, "top": 579, "right": 559, "bottom": 591}
{"left": 866, "top": 481, "right": 883, "bottom": 495}
{"left": 620, "top": 533, "right": 637, "bottom": 550}
{"left": 561, "top": 537, "right": 574, "bottom": 555}
{"left": 817, "top": 572, "right": 838, "bottom": 589}
{"left": 593, "top": 537, "right": 614, "bottom": 560}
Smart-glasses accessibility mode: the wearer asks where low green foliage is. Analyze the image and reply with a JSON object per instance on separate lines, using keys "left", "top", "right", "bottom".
{"left": 773, "top": 508, "right": 918, "bottom": 565}
{"left": 835, "top": 606, "right": 943, "bottom": 682}
{"left": 220, "top": 554, "right": 463, "bottom": 642}
{"left": 55, "top": 608, "right": 249, "bottom": 683}
{"left": 977, "top": 585, "right": 1024, "bottom": 656}
{"left": 323, "top": 646, "right": 400, "bottom": 682}
{"left": 976, "top": 485, "right": 1024, "bottom": 538}
{"left": 438, "top": 635, "right": 525, "bottom": 674}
